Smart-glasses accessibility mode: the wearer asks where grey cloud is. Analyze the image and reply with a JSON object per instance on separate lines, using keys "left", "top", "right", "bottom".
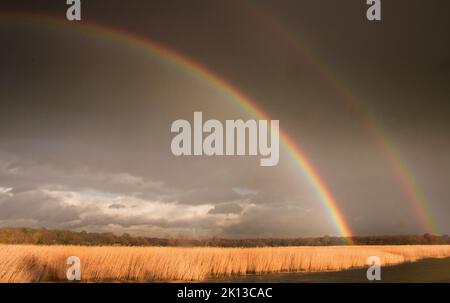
{"left": 208, "top": 203, "right": 243, "bottom": 215}
{"left": 0, "top": 190, "right": 82, "bottom": 223}
{"left": 0, "top": 152, "right": 169, "bottom": 199}
{"left": 232, "top": 187, "right": 257, "bottom": 196}
{"left": 109, "top": 203, "right": 127, "bottom": 209}
{"left": 172, "top": 187, "right": 240, "bottom": 205}
{"left": 221, "top": 205, "right": 330, "bottom": 238}
{"left": 0, "top": 187, "right": 223, "bottom": 235}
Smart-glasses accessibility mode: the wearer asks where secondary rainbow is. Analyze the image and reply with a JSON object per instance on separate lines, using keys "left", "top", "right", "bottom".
{"left": 243, "top": 4, "right": 440, "bottom": 234}
{"left": 0, "top": 12, "right": 354, "bottom": 240}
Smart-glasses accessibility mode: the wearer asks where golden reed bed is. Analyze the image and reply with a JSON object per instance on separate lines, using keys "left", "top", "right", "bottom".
{"left": 0, "top": 245, "right": 450, "bottom": 282}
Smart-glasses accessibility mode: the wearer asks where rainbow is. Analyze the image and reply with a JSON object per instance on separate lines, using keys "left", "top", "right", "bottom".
{"left": 0, "top": 11, "right": 354, "bottom": 241}
{"left": 243, "top": 4, "right": 440, "bottom": 234}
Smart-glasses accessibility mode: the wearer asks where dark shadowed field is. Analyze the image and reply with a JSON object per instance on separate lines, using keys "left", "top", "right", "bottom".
{"left": 207, "top": 257, "right": 450, "bottom": 283}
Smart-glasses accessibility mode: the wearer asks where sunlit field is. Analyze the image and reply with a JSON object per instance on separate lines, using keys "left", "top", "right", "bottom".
{"left": 1, "top": 245, "right": 450, "bottom": 282}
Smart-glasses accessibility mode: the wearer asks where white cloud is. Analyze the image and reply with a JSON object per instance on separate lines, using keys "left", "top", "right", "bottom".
{"left": 0, "top": 187, "right": 13, "bottom": 198}
{"left": 0, "top": 187, "right": 223, "bottom": 234}
{"left": 232, "top": 187, "right": 258, "bottom": 196}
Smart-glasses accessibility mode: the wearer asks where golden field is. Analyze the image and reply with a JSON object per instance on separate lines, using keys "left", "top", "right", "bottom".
{"left": 0, "top": 244, "right": 450, "bottom": 282}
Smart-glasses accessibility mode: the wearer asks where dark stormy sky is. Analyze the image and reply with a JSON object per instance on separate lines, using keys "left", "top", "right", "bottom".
{"left": 0, "top": 0, "right": 449, "bottom": 237}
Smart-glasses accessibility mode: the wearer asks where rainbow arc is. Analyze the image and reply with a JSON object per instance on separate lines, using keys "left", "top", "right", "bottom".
{"left": 1, "top": 12, "right": 356, "bottom": 240}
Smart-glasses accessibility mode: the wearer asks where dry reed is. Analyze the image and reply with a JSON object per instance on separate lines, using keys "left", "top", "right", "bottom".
{"left": 1, "top": 244, "right": 449, "bottom": 282}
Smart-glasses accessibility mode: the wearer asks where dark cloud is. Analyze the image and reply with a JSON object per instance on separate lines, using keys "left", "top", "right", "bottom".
{"left": 0, "top": 0, "right": 449, "bottom": 236}
{"left": 220, "top": 205, "right": 330, "bottom": 238}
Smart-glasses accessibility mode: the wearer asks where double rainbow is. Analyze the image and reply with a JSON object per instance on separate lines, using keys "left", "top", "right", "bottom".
{"left": 10, "top": 10, "right": 428, "bottom": 241}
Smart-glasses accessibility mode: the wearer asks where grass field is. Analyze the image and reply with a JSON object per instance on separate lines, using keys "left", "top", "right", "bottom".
{"left": 1, "top": 245, "right": 449, "bottom": 282}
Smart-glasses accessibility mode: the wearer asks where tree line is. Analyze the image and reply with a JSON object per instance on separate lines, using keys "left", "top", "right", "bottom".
{"left": 0, "top": 227, "right": 448, "bottom": 247}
